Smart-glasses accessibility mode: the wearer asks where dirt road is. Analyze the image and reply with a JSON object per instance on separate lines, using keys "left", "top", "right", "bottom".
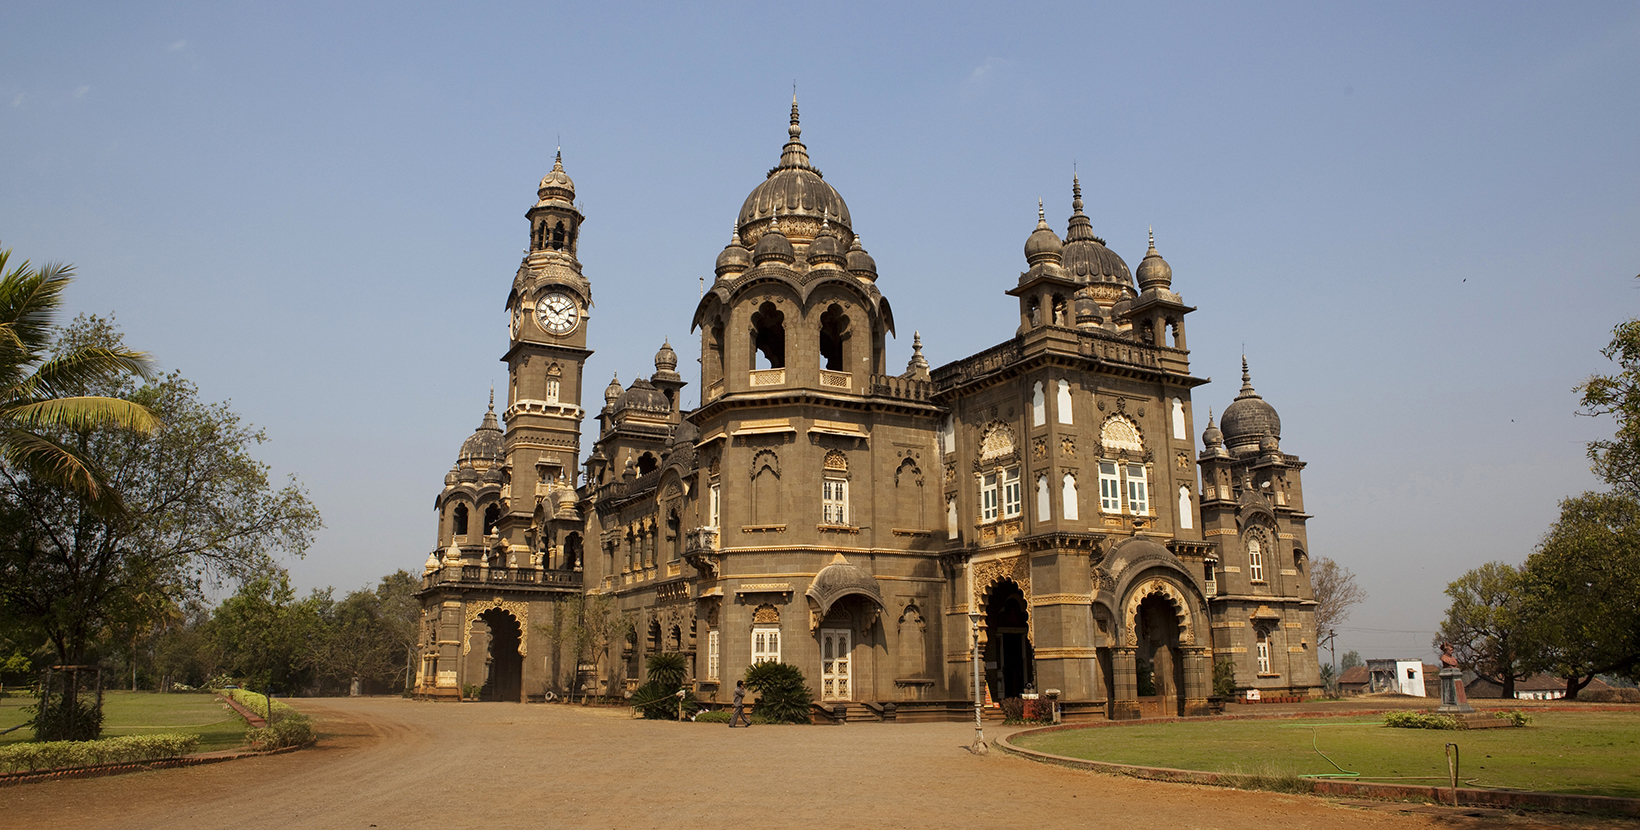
{"left": 0, "top": 698, "right": 1623, "bottom": 829}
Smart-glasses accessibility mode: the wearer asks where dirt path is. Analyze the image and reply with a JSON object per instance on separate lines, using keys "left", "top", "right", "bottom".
{"left": 0, "top": 698, "right": 1629, "bottom": 829}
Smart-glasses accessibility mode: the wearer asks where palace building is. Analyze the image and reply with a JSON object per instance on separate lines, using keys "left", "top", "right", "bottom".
{"left": 413, "top": 101, "right": 1323, "bottom": 719}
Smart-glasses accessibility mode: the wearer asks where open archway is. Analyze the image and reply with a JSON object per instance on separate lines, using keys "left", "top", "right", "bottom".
{"left": 477, "top": 607, "right": 523, "bottom": 702}
{"left": 984, "top": 580, "right": 1034, "bottom": 700}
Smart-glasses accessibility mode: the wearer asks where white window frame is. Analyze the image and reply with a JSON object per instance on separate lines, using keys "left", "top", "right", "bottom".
{"left": 1256, "top": 632, "right": 1271, "bottom": 674}
{"left": 707, "top": 630, "right": 720, "bottom": 681}
{"left": 708, "top": 483, "right": 721, "bottom": 528}
{"left": 980, "top": 472, "right": 999, "bottom": 522}
{"left": 1248, "top": 536, "right": 1265, "bottom": 582}
{"left": 1125, "top": 463, "right": 1149, "bottom": 515}
{"left": 545, "top": 377, "right": 560, "bottom": 404}
{"left": 1099, "top": 462, "right": 1121, "bottom": 513}
{"left": 1000, "top": 467, "right": 1022, "bottom": 519}
{"left": 1062, "top": 473, "right": 1079, "bottom": 521}
{"left": 822, "top": 477, "right": 848, "bottom": 525}
{"left": 752, "top": 626, "right": 780, "bottom": 664}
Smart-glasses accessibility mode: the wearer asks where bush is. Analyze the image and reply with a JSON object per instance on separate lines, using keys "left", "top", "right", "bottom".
{"left": 1212, "top": 658, "right": 1237, "bottom": 698}
{"left": 1495, "top": 709, "right": 1532, "bottom": 727}
{"left": 245, "top": 715, "right": 314, "bottom": 750}
{"left": 694, "top": 709, "right": 731, "bottom": 723}
{"left": 1582, "top": 688, "right": 1640, "bottom": 704}
{"left": 1000, "top": 697, "right": 1024, "bottom": 722}
{"left": 1383, "top": 711, "right": 1461, "bottom": 730}
{"left": 0, "top": 733, "right": 200, "bottom": 773}
{"left": 633, "top": 653, "right": 700, "bottom": 720}
{"left": 743, "top": 661, "right": 812, "bottom": 724}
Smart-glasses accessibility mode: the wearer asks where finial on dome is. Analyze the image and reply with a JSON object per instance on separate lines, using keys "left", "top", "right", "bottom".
{"left": 488, "top": 386, "right": 495, "bottom": 411}
{"left": 790, "top": 91, "right": 801, "bottom": 140}
{"left": 1237, "top": 355, "right": 1262, "bottom": 400}
{"left": 1072, "top": 174, "right": 1084, "bottom": 212}
{"left": 1038, "top": 198, "right": 1046, "bottom": 223}
{"left": 1148, "top": 225, "right": 1155, "bottom": 250}
{"left": 905, "top": 331, "right": 930, "bottom": 379}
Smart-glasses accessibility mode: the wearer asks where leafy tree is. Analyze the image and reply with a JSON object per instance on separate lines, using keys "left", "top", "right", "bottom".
{"left": 0, "top": 316, "right": 321, "bottom": 666}
{"left": 1311, "top": 556, "right": 1365, "bottom": 675}
{"left": 1518, "top": 492, "right": 1640, "bottom": 697}
{"left": 1339, "top": 650, "right": 1363, "bottom": 670}
{"left": 633, "top": 652, "right": 697, "bottom": 720}
{"left": 1434, "top": 561, "right": 1531, "bottom": 698}
{"left": 0, "top": 247, "right": 158, "bottom": 512}
{"left": 743, "top": 661, "right": 812, "bottom": 724}
{"left": 1578, "top": 319, "right": 1640, "bottom": 496}
{"left": 373, "top": 570, "right": 421, "bottom": 692}
{"left": 209, "top": 571, "right": 319, "bottom": 695}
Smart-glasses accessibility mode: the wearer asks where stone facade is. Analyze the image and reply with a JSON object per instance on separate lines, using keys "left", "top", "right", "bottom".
{"left": 412, "top": 102, "right": 1323, "bottom": 717}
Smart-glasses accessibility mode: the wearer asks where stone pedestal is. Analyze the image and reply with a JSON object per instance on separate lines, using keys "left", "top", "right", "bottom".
{"left": 1436, "top": 667, "right": 1474, "bottom": 713}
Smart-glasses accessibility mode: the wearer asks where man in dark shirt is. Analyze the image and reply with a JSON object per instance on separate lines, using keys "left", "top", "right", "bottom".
{"left": 730, "top": 680, "right": 750, "bottom": 727}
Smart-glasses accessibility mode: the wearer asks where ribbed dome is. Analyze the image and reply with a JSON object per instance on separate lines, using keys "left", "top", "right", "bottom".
{"left": 458, "top": 398, "right": 504, "bottom": 466}
{"left": 1200, "top": 408, "right": 1230, "bottom": 460}
{"left": 615, "top": 377, "right": 671, "bottom": 415}
{"left": 603, "top": 374, "right": 623, "bottom": 406}
{"left": 752, "top": 225, "right": 795, "bottom": 264}
{"left": 536, "top": 150, "right": 576, "bottom": 205}
{"left": 1062, "top": 176, "right": 1133, "bottom": 288}
{"left": 806, "top": 222, "right": 845, "bottom": 267}
{"left": 1220, "top": 358, "right": 1281, "bottom": 451}
{"left": 1135, "top": 228, "right": 1173, "bottom": 290}
{"left": 654, "top": 340, "right": 678, "bottom": 372}
{"left": 736, "top": 99, "right": 853, "bottom": 243}
{"left": 805, "top": 553, "right": 886, "bottom": 619}
{"left": 714, "top": 227, "right": 752, "bottom": 278}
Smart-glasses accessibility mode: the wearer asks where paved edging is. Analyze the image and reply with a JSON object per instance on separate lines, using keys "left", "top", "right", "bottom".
{"left": 0, "top": 741, "right": 312, "bottom": 788}
{"left": 998, "top": 724, "right": 1640, "bottom": 817}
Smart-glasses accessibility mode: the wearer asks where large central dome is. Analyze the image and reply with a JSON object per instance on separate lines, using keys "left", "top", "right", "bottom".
{"left": 736, "top": 99, "right": 853, "bottom": 247}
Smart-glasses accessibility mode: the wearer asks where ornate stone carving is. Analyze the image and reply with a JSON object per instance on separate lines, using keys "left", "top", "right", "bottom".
{"left": 1032, "top": 437, "right": 1047, "bottom": 461}
{"left": 979, "top": 420, "right": 1017, "bottom": 462}
{"left": 752, "top": 603, "right": 780, "bottom": 625}
{"left": 1121, "top": 578, "right": 1195, "bottom": 647}
{"left": 1061, "top": 437, "right": 1076, "bottom": 457}
{"left": 461, "top": 598, "right": 530, "bottom": 656}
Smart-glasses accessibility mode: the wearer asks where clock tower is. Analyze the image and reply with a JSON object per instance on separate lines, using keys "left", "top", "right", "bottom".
{"left": 498, "top": 151, "right": 593, "bottom": 569}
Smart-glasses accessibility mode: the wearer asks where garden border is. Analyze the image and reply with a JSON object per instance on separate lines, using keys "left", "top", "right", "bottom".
{"left": 998, "top": 715, "right": 1640, "bottom": 817}
{"left": 0, "top": 741, "right": 311, "bottom": 788}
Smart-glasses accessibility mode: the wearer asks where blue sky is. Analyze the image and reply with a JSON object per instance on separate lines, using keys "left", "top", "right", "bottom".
{"left": 3, "top": 1, "right": 1637, "bottom": 660}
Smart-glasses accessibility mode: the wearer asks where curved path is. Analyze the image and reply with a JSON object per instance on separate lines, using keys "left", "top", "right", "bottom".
{"left": 0, "top": 699, "right": 1617, "bottom": 829}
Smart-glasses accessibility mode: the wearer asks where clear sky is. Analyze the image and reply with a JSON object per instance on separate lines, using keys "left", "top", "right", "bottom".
{"left": 3, "top": 2, "right": 1637, "bottom": 662}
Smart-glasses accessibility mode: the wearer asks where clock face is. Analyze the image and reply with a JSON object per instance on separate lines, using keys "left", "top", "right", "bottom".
{"left": 536, "top": 292, "right": 579, "bottom": 334}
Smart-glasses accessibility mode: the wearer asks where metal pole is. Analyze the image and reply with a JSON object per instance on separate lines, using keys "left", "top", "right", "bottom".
{"left": 969, "top": 610, "right": 987, "bottom": 754}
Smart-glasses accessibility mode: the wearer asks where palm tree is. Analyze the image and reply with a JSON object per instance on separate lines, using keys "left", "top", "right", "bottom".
{"left": 0, "top": 244, "right": 158, "bottom": 513}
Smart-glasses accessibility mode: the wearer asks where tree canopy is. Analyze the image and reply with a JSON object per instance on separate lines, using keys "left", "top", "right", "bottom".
{"left": 1519, "top": 491, "right": 1640, "bottom": 694}
{"left": 1578, "top": 319, "right": 1640, "bottom": 497}
{"left": 1434, "top": 561, "right": 1530, "bottom": 697}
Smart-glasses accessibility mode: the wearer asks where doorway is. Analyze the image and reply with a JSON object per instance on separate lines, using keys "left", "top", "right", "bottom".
{"left": 478, "top": 608, "right": 522, "bottom": 702}
{"left": 820, "top": 629, "right": 852, "bottom": 701}
{"left": 985, "top": 581, "right": 1034, "bottom": 700}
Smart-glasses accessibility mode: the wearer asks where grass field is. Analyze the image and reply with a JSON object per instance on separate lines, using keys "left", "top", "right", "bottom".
{"left": 1014, "top": 712, "right": 1640, "bottom": 799}
{"left": 0, "top": 691, "right": 248, "bottom": 752}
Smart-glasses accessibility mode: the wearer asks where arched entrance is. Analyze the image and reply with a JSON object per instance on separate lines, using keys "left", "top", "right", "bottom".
{"left": 1134, "top": 594, "right": 1184, "bottom": 717}
{"left": 985, "top": 580, "right": 1034, "bottom": 701}
{"left": 478, "top": 608, "right": 522, "bottom": 702}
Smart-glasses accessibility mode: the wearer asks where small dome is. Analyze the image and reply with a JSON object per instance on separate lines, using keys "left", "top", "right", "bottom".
{"left": 846, "top": 234, "right": 878, "bottom": 280}
{"left": 715, "top": 227, "right": 751, "bottom": 278}
{"left": 806, "top": 222, "right": 845, "bottom": 267}
{"left": 669, "top": 419, "right": 700, "bottom": 448}
{"left": 424, "top": 549, "right": 441, "bottom": 573}
{"left": 615, "top": 377, "right": 671, "bottom": 415}
{"left": 1200, "top": 408, "right": 1230, "bottom": 460}
{"left": 444, "top": 465, "right": 459, "bottom": 486}
{"left": 753, "top": 225, "right": 795, "bottom": 264}
{"left": 536, "top": 151, "right": 576, "bottom": 205}
{"left": 654, "top": 340, "right": 678, "bottom": 372}
{"left": 603, "top": 374, "right": 623, "bottom": 406}
{"left": 1136, "top": 228, "right": 1173, "bottom": 291}
{"left": 555, "top": 487, "right": 577, "bottom": 507}
{"left": 1260, "top": 430, "right": 1281, "bottom": 455}
{"left": 456, "top": 465, "right": 479, "bottom": 484}
{"left": 458, "top": 398, "right": 504, "bottom": 467}
{"left": 1220, "top": 357, "right": 1282, "bottom": 452}
{"left": 1024, "top": 202, "right": 1063, "bottom": 265}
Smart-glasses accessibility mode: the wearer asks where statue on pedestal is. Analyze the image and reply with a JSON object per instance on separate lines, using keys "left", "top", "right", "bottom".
{"left": 1436, "top": 642, "right": 1475, "bottom": 713}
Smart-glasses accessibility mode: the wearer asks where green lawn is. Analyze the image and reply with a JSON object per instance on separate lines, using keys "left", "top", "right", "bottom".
{"left": 0, "top": 691, "right": 248, "bottom": 752}
{"left": 1014, "top": 712, "right": 1640, "bottom": 799}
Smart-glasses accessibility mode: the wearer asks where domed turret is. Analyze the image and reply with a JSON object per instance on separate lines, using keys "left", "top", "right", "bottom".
{"left": 1024, "top": 200, "right": 1064, "bottom": 265}
{"left": 806, "top": 221, "right": 846, "bottom": 269}
{"left": 1201, "top": 408, "right": 1231, "bottom": 460}
{"left": 846, "top": 234, "right": 878, "bottom": 281}
{"left": 1061, "top": 175, "right": 1133, "bottom": 291}
{"left": 654, "top": 340, "right": 678, "bottom": 373}
{"left": 737, "top": 98, "right": 853, "bottom": 245}
{"left": 1135, "top": 227, "right": 1173, "bottom": 292}
{"left": 536, "top": 149, "right": 576, "bottom": 206}
{"left": 615, "top": 377, "right": 671, "bottom": 415}
{"left": 714, "top": 225, "right": 751, "bottom": 279}
{"left": 752, "top": 221, "right": 795, "bottom": 265}
{"left": 458, "top": 393, "right": 504, "bottom": 468}
{"left": 603, "top": 373, "right": 623, "bottom": 407}
{"left": 1220, "top": 357, "right": 1281, "bottom": 453}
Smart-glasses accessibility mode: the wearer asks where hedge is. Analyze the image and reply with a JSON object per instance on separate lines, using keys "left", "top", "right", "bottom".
{"left": 0, "top": 734, "right": 200, "bottom": 774}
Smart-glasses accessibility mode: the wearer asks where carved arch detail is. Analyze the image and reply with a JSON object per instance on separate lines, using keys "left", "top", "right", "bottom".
{"left": 461, "top": 598, "right": 530, "bottom": 656}
{"left": 1121, "top": 577, "right": 1195, "bottom": 648}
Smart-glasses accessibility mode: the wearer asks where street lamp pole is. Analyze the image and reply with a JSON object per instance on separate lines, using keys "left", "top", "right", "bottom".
{"left": 968, "top": 610, "right": 987, "bottom": 754}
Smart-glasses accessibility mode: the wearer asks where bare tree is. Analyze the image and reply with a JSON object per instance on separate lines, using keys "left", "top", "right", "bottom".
{"left": 1312, "top": 557, "right": 1366, "bottom": 675}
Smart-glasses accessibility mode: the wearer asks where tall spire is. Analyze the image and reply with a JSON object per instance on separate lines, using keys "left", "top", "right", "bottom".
{"left": 1237, "top": 355, "right": 1262, "bottom": 400}
{"left": 779, "top": 93, "right": 813, "bottom": 171}
{"left": 1066, "top": 174, "right": 1095, "bottom": 242}
{"left": 906, "top": 331, "right": 930, "bottom": 379}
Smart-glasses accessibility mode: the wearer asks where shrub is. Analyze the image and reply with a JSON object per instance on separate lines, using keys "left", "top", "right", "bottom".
{"left": 0, "top": 733, "right": 200, "bottom": 774}
{"left": 694, "top": 709, "right": 731, "bottom": 723}
{"left": 633, "top": 653, "right": 700, "bottom": 720}
{"left": 743, "top": 661, "right": 812, "bottom": 724}
{"left": 1582, "top": 687, "right": 1640, "bottom": 704}
{"left": 245, "top": 715, "right": 314, "bottom": 750}
{"left": 1383, "top": 711, "right": 1461, "bottom": 730}
{"left": 1494, "top": 709, "right": 1532, "bottom": 727}
{"left": 1212, "top": 658, "right": 1237, "bottom": 697}
{"left": 1000, "top": 697, "right": 1024, "bottom": 722}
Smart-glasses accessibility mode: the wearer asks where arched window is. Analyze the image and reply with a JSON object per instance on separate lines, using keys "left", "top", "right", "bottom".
{"left": 1062, "top": 473, "right": 1080, "bottom": 521}
{"left": 563, "top": 532, "right": 582, "bottom": 571}
{"left": 1248, "top": 535, "right": 1265, "bottom": 582}
{"left": 818, "top": 304, "right": 849, "bottom": 371}
{"left": 452, "top": 504, "right": 469, "bottom": 536}
{"left": 666, "top": 510, "right": 681, "bottom": 561}
{"left": 1031, "top": 381, "right": 1046, "bottom": 426}
{"left": 751, "top": 302, "right": 785, "bottom": 369}
{"left": 483, "top": 504, "right": 500, "bottom": 535}
{"left": 637, "top": 452, "right": 658, "bottom": 476}
{"left": 1056, "top": 380, "right": 1073, "bottom": 424}
{"left": 552, "top": 221, "right": 565, "bottom": 250}
{"left": 1256, "top": 628, "right": 1271, "bottom": 674}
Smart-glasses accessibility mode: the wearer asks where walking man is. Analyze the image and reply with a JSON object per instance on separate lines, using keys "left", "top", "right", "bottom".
{"left": 730, "top": 680, "right": 750, "bottom": 727}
